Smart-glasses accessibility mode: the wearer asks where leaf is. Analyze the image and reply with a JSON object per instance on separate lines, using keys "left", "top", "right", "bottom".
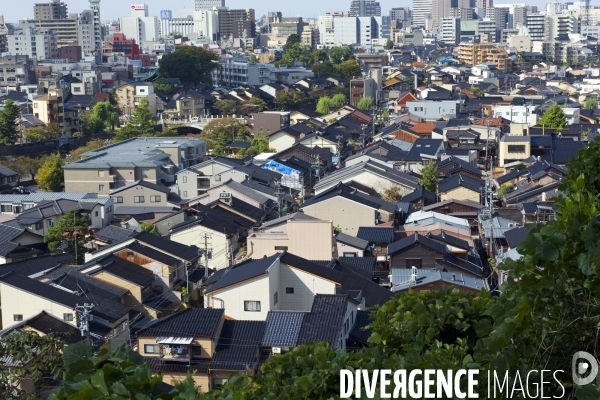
{"left": 536, "top": 240, "right": 559, "bottom": 261}
{"left": 63, "top": 341, "right": 93, "bottom": 370}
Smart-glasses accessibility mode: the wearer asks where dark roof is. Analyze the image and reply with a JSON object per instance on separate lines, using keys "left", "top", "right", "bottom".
{"left": 336, "top": 257, "right": 375, "bottom": 280}
{"left": 208, "top": 197, "right": 266, "bottom": 222}
{"left": 94, "top": 225, "right": 136, "bottom": 244}
{"left": 335, "top": 232, "right": 369, "bottom": 250}
{"left": 279, "top": 252, "right": 344, "bottom": 283}
{"left": 134, "top": 230, "right": 199, "bottom": 263}
{"left": 110, "top": 180, "right": 172, "bottom": 195}
{"left": 496, "top": 167, "right": 528, "bottom": 185}
{"left": 302, "top": 182, "right": 398, "bottom": 214}
{"left": 0, "top": 311, "right": 82, "bottom": 344}
{"left": 504, "top": 226, "right": 530, "bottom": 249}
{"left": 400, "top": 186, "right": 437, "bottom": 204}
{"left": 332, "top": 262, "right": 394, "bottom": 307}
{"left": 137, "top": 308, "right": 225, "bottom": 338}
{"left": 0, "top": 163, "right": 18, "bottom": 178}
{"left": 0, "top": 224, "right": 38, "bottom": 255}
{"left": 84, "top": 254, "right": 155, "bottom": 287}
{"left": 127, "top": 242, "right": 180, "bottom": 266}
{"left": 388, "top": 233, "right": 447, "bottom": 256}
{"left": 228, "top": 141, "right": 251, "bottom": 149}
{"left": 348, "top": 310, "right": 372, "bottom": 343}
{"left": 436, "top": 156, "right": 482, "bottom": 177}
{"left": 211, "top": 320, "right": 265, "bottom": 371}
{"left": 297, "top": 294, "right": 348, "bottom": 348}
{"left": 205, "top": 253, "right": 280, "bottom": 293}
{"left": 0, "top": 254, "right": 72, "bottom": 277}
{"left": 356, "top": 226, "right": 394, "bottom": 244}
{"left": 261, "top": 311, "right": 308, "bottom": 347}
{"left": 405, "top": 139, "right": 444, "bottom": 161}
{"left": 442, "top": 253, "right": 484, "bottom": 277}
{"left": 428, "top": 231, "right": 470, "bottom": 250}
{"left": 438, "top": 174, "right": 483, "bottom": 193}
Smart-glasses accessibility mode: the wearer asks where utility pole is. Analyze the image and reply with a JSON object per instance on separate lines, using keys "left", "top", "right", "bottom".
{"left": 199, "top": 233, "right": 212, "bottom": 278}
{"left": 73, "top": 211, "right": 78, "bottom": 265}
{"left": 335, "top": 135, "right": 343, "bottom": 166}
{"left": 360, "top": 124, "right": 368, "bottom": 148}
{"left": 311, "top": 155, "right": 323, "bottom": 184}
{"left": 75, "top": 303, "right": 94, "bottom": 342}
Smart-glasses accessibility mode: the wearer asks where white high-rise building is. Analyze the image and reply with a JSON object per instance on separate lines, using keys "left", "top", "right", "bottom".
{"left": 7, "top": 21, "right": 58, "bottom": 60}
{"left": 195, "top": 0, "right": 225, "bottom": 11}
{"left": 120, "top": 4, "right": 159, "bottom": 50}
{"left": 440, "top": 17, "right": 460, "bottom": 43}
{"left": 412, "top": 0, "right": 433, "bottom": 27}
{"left": 333, "top": 16, "right": 390, "bottom": 45}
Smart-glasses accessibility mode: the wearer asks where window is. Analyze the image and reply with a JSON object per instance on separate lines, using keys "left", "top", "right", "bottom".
{"left": 134, "top": 196, "right": 145, "bottom": 203}
{"left": 182, "top": 176, "right": 187, "bottom": 183}
{"left": 183, "top": 191, "right": 188, "bottom": 197}
{"left": 414, "top": 107, "right": 424, "bottom": 112}
{"left": 106, "top": 206, "right": 112, "bottom": 213}
{"left": 215, "top": 175, "right": 221, "bottom": 182}
{"left": 406, "top": 259, "right": 422, "bottom": 269}
{"left": 99, "top": 184, "right": 104, "bottom": 191}
{"left": 95, "top": 211, "right": 99, "bottom": 217}
{"left": 274, "top": 246, "right": 288, "bottom": 251}
{"left": 508, "top": 145, "right": 526, "bottom": 153}
{"left": 169, "top": 269, "right": 177, "bottom": 282}
{"left": 144, "top": 344, "right": 161, "bottom": 354}
{"left": 286, "top": 287, "right": 294, "bottom": 294}
{"left": 33, "top": 103, "right": 38, "bottom": 108}
{"left": 141, "top": 169, "right": 149, "bottom": 178}
{"left": 212, "top": 379, "right": 228, "bottom": 389}
{"left": 116, "top": 196, "right": 123, "bottom": 203}
{"left": 244, "top": 301, "right": 261, "bottom": 312}
{"left": 48, "top": 219, "right": 54, "bottom": 227}
{"left": 343, "top": 252, "right": 357, "bottom": 257}
{"left": 35, "top": 222, "right": 42, "bottom": 230}
{"left": 63, "top": 313, "right": 73, "bottom": 321}
{"left": 274, "top": 292, "right": 278, "bottom": 305}
{"left": 127, "top": 251, "right": 134, "bottom": 258}
{"left": 192, "top": 346, "right": 203, "bottom": 357}
{"left": 1, "top": 204, "right": 13, "bottom": 213}
{"left": 150, "top": 195, "right": 161, "bottom": 203}
{"left": 13, "top": 314, "right": 23, "bottom": 322}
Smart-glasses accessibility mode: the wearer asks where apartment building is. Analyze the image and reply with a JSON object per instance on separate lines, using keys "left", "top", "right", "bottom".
{"left": 115, "top": 81, "right": 157, "bottom": 115}
{"left": 218, "top": 9, "right": 255, "bottom": 40}
{"left": 30, "top": 16, "right": 79, "bottom": 48}
{"left": 349, "top": 0, "right": 382, "bottom": 17}
{"left": 458, "top": 42, "right": 509, "bottom": 72}
{"left": 63, "top": 137, "right": 206, "bottom": 197}
{"left": 7, "top": 22, "right": 58, "bottom": 60}
{"left": 120, "top": 4, "right": 160, "bottom": 50}
{"left": 0, "top": 55, "right": 35, "bottom": 87}
{"left": 212, "top": 57, "right": 314, "bottom": 87}
{"left": 34, "top": 0, "right": 68, "bottom": 20}
{"left": 31, "top": 88, "right": 68, "bottom": 133}
{"left": 440, "top": 17, "right": 460, "bottom": 44}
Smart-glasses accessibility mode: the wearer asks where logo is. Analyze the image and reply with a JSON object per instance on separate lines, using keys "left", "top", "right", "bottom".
{"left": 572, "top": 351, "right": 599, "bottom": 386}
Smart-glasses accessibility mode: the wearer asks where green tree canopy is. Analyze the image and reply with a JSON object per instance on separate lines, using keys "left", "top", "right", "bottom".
{"left": 584, "top": 98, "right": 598, "bottom": 110}
{"left": 242, "top": 133, "right": 276, "bottom": 156}
{"left": 140, "top": 222, "right": 159, "bottom": 235}
{"left": 114, "top": 98, "right": 157, "bottom": 141}
{"left": 311, "top": 61, "right": 336, "bottom": 78}
{"left": 0, "top": 99, "right": 21, "bottom": 144}
{"left": 212, "top": 132, "right": 230, "bottom": 156}
{"left": 470, "top": 87, "right": 484, "bottom": 98}
{"left": 3, "top": 155, "right": 47, "bottom": 183}
{"left": 538, "top": 103, "right": 567, "bottom": 131}
{"left": 274, "top": 91, "right": 305, "bottom": 111}
{"left": 213, "top": 99, "right": 237, "bottom": 115}
{"left": 24, "top": 125, "right": 60, "bottom": 141}
{"left": 386, "top": 39, "right": 394, "bottom": 49}
{"left": 357, "top": 96, "right": 374, "bottom": 110}
{"left": 497, "top": 183, "right": 514, "bottom": 198}
{"left": 330, "top": 93, "right": 347, "bottom": 107}
{"left": 68, "top": 139, "right": 109, "bottom": 161}
{"left": 151, "top": 77, "right": 176, "bottom": 95}
{"left": 328, "top": 46, "right": 355, "bottom": 64}
{"left": 37, "top": 153, "right": 64, "bottom": 192}
{"left": 158, "top": 46, "right": 219, "bottom": 84}
{"left": 335, "top": 59, "right": 362, "bottom": 81}
{"left": 418, "top": 163, "right": 438, "bottom": 193}
{"left": 44, "top": 210, "right": 93, "bottom": 264}
{"left": 199, "top": 118, "right": 247, "bottom": 150}
{"left": 316, "top": 96, "right": 332, "bottom": 114}
{"left": 248, "top": 97, "right": 268, "bottom": 111}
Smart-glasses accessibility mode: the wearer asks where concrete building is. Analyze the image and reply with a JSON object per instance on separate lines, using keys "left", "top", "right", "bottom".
{"left": 432, "top": 0, "right": 452, "bottom": 29}
{"left": 0, "top": 55, "right": 35, "bottom": 87}
{"left": 7, "top": 22, "right": 58, "bottom": 60}
{"left": 440, "top": 17, "right": 461, "bottom": 44}
{"left": 120, "top": 4, "right": 160, "bottom": 50}
{"left": 115, "top": 81, "right": 157, "bottom": 116}
{"left": 458, "top": 42, "right": 509, "bottom": 72}
{"left": 526, "top": 14, "right": 547, "bottom": 42}
{"left": 333, "top": 16, "right": 390, "bottom": 46}
{"left": 390, "top": 7, "right": 411, "bottom": 22}
{"left": 30, "top": 15, "right": 79, "bottom": 48}
{"left": 34, "top": 0, "right": 68, "bottom": 20}
{"left": 349, "top": 0, "right": 382, "bottom": 17}
{"left": 267, "top": 11, "right": 283, "bottom": 23}
{"left": 31, "top": 88, "right": 68, "bottom": 133}
{"left": 218, "top": 9, "right": 255, "bottom": 40}
{"left": 545, "top": 14, "right": 579, "bottom": 40}
{"left": 195, "top": 0, "right": 224, "bottom": 11}
{"left": 212, "top": 57, "right": 313, "bottom": 87}
{"left": 412, "top": 0, "right": 433, "bottom": 27}
{"left": 450, "top": 8, "right": 474, "bottom": 19}
{"left": 485, "top": 7, "right": 509, "bottom": 30}
{"left": 63, "top": 137, "right": 207, "bottom": 196}
{"left": 270, "top": 17, "right": 306, "bottom": 42}
{"left": 507, "top": 34, "right": 531, "bottom": 51}
{"left": 406, "top": 100, "right": 459, "bottom": 120}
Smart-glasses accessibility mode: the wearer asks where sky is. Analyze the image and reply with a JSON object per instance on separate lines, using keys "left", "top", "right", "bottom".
{"left": 6, "top": 0, "right": 546, "bottom": 23}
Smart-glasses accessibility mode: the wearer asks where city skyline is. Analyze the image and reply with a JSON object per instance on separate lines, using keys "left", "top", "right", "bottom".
{"left": 6, "top": 0, "right": 552, "bottom": 23}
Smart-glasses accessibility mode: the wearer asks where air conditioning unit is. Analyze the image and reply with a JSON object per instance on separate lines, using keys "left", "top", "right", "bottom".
{"left": 272, "top": 347, "right": 281, "bottom": 354}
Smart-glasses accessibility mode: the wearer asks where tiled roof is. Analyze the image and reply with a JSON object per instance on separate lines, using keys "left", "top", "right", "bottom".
{"left": 135, "top": 230, "right": 199, "bottom": 263}
{"left": 211, "top": 320, "right": 266, "bottom": 371}
{"left": 388, "top": 233, "right": 447, "bottom": 256}
{"left": 391, "top": 268, "right": 489, "bottom": 292}
{"left": 335, "top": 232, "right": 369, "bottom": 250}
{"left": 0, "top": 311, "right": 82, "bottom": 344}
{"left": 279, "top": 252, "right": 344, "bottom": 283}
{"left": 348, "top": 310, "right": 373, "bottom": 343}
{"left": 84, "top": 254, "right": 155, "bottom": 287}
{"left": 302, "top": 182, "right": 398, "bottom": 214}
{"left": 208, "top": 197, "right": 266, "bottom": 222}
{"left": 0, "top": 163, "right": 17, "bottom": 178}
{"left": 313, "top": 161, "right": 419, "bottom": 192}
{"left": 428, "top": 231, "right": 470, "bottom": 250}
{"left": 205, "top": 253, "right": 280, "bottom": 293}
{"left": 496, "top": 168, "right": 528, "bottom": 185}
{"left": 94, "top": 225, "right": 136, "bottom": 244}
{"left": 137, "top": 308, "right": 225, "bottom": 338}
{"left": 127, "top": 242, "right": 180, "bottom": 265}
{"left": 0, "top": 253, "right": 72, "bottom": 276}
{"left": 504, "top": 226, "right": 530, "bottom": 249}
{"left": 109, "top": 180, "right": 172, "bottom": 195}
{"left": 332, "top": 262, "right": 394, "bottom": 307}
{"left": 297, "top": 294, "right": 349, "bottom": 348}
{"left": 438, "top": 174, "right": 483, "bottom": 193}
{"left": 356, "top": 226, "right": 394, "bottom": 244}
{"left": 336, "top": 257, "right": 375, "bottom": 280}
{"left": 224, "top": 180, "right": 270, "bottom": 204}
{"left": 410, "top": 122, "right": 437, "bottom": 134}
{"left": 261, "top": 311, "right": 308, "bottom": 347}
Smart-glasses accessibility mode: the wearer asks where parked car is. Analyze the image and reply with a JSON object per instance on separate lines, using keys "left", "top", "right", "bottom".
{"left": 170, "top": 116, "right": 182, "bottom": 121}
{"left": 190, "top": 117, "right": 200, "bottom": 123}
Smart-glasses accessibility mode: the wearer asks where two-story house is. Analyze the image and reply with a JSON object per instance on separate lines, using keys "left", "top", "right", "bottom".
{"left": 115, "top": 81, "right": 157, "bottom": 115}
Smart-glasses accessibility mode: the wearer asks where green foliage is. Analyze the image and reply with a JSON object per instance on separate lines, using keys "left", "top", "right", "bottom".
{"left": 513, "top": 163, "right": 525, "bottom": 171}
{"left": 87, "top": 101, "right": 118, "bottom": 133}
{"left": 212, "top": 132, "right": 230, "bottom": 156}
{"left": 581, "top": 127, "right": 592, "bottom": 139}
{"left": 37, "top": 153, "right": 64, "bottom": 192}
{"left": 311, "top": 61, "right": 336, "bottom": 78}
{"left": 50, "top": 342, "right": 200, "bottom": 399}
{"left": 0, "top": 99, "right": 21, "bottom": 144}
{"left": 140, "top": 222, "right": 159, "bottom": 235}
{"left": 330, "top": 93, "right": 347, "bottom": 107}
{"left": 386, "top": 39, "right": 394, "bottom": 49}
{"left": 538, "top": 103, "right": 567, "bottom": 131}
{"left": 418, "top": 163, "right": 438, "bottom": 193}
{"left": 68, "top": 139, "right": 108, "bottom": 161}
{"left": 0, "top": 332, "right": 66, "bottom": 398}
{"left": 470, "top": 87, "right": 484, "bottom": 98}
{"left": 213, "top": 99, "right": 237, "bottom": 115}
{"left": 274, "top": 91, "right": 305, "bottom": 111}
{"left": 316, "top": 96, "right": 332, "bottom": 114}
{"left": 159, "top": 46, "right": 219, "bottom": 84}
{"left": 249, "top": 54, "right": 258, "bottom": 63}
{"left": 497, "top": 183, "right": 514, "bottom": 198}
{"left": 357, "top": 96, "right": 374, "bottom": 111}
{"left": 584, "top": 98, "right": 598, "bottom": 110}
{"left": 44, "top": 210, "right": 93, "bottom": 264}
{"left": 242, "top": 133, "right": 276, "bottom": 156}
{"left": 24, "top": 125, "right": 60, "bottom": 141}
{"left": 200, "top": 118, "right": 247, "bottom": 150}
{"left": 248, "top": 97, "right": 268, "bottom": 111}
{"left": 328, "top": 46, "right": 355, "bottom": 65}
{"left": 152, "top": 77, "right": 176, "bottom": 95}
{"left": 3, "top": 155, "right": 47, "bottom": 183}
{"left": 335, "top": 59, "right": 362, "bottom": 81}
{"left": 114, "top": 98, "right": 157, "bottom": 141}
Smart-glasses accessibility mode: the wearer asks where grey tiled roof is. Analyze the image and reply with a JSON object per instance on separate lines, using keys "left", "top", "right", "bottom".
{"left": 356, "top": 226, "right": 394, "bottom": 244}
{"left": 0, "top": 163, "right": 17, "bottom": 178}
{"left": 0, "top": 253, "right": 72, "bottom": 276}
{"left": 94, "top": 225, "right": 136, "bottom": 244}
{"left": 211, "top": 320, "right": 266, "bottom": 371}
{"left": 224, "top": 180, "right": 270, "bottom": 204}
{"left": 388, "top": 233, "right": 447, "bottom": 256}
{"left": 438, "top": 174, "right": 483, "bottom": 194}
{"left": 504, "top": 226, "right": 530, "bottom": 249}
{"left": 298, "top": 294, "right": 349, "bottom": 348}
{"left": 205, "top": 253, "right": 280, "bottom": 293}
{"left": 109, "top": 180, "right": 172, "bottom": 195}
{"left": 137, "top": 308, "right": 225, "bottom": 338}
{"left": 335, "top": 232, "right": 369, "bottom": 250}
{"left": 262, "top": 311, "right": 308, "bottom": 347}
{"left": 391, "top": 268, "right": 489, "bottom": 292}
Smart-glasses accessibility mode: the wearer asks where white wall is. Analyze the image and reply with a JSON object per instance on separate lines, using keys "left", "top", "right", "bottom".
{"left": 170, "top": 227, "right": 233, "bottom": 269}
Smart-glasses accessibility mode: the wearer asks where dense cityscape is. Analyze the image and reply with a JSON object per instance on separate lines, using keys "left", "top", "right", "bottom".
{"left": 0, "top": 0, "right": 599, "bottom": 398}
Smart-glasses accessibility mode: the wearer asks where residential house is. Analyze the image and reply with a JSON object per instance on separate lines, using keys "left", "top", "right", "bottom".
{"left": 422, "top": 199, "right": 481, "bottom": 228}
{"left": 190, "top": 179, "right": 272, "bottom": 210}
{"left": 247, "top": 212, "right": 335, "bottom": 260}
{"left": 91, "top": 225, "right": 136, "bottom": 248}
{"left": 262, "top": 157, "right": 312, "bottom": 192}
{"left": 438, "top": 174, "right": 483, "bottom": 202}
{"left": 173, "top": 90, "right": 211, "bottom": 118}
{"left": 268, "top": 144, "right": 334, "bottom": 175}
{"left": 110, "top": 180, "right": 179, "bottom": 208}
{"left": 0, "top": 164, "right": 18, "bottom": 188}
{"left": 115, "top": 81, "right": 158, "bottom": 115}
{"left": 406, "top": 100, "right": 459, "bottom": 120}
{"left": 0, "top": 193, "right": 101, "bottom": 216}
{"left": 335, "top": 233, "right": 369, "bottom": 258}
{"left": 0, "top": 224, "right": 45, "bottom": 264}
{"left": 400, "top": 210, "right": 474, "bottom": 243}
{"left": 267, "top": 123, "right": 314, "bottom": 153}
{"left": 247, "top": 111, "right": 291, "bottom": 135}
{"left": 434, "top": 156, "right": 482, "bottom": 180}
{"left": 356, "top": 226, "right": 395, "bottom": 264}
{"left": 301, "top": 182, "right": 399, "bottom": 236}
{"left": 403, "top": 139, "right": 445, "bottom": 172}
{"left": 391, "top": 268, "right": 489, "bottom": 293}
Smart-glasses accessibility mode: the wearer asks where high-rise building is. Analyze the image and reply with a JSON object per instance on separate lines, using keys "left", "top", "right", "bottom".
{"left": 476, "top": 0, "right": 493, "bottom": 8}
{"left": 267, "top": 12, "right": 282, "bottom": 23}
{"left": 545, "top": 14, "right": 579, "bottom": 39}
{"left": 390, "top": 7, "right": 411, "bottom": 22}
{"left": 34, "top": 0, "right": 68, "bottom": 21}
{"left": 450, "top": 7, "right": 474, "bottom": 19}
{"left": 512, "top": 6, "right": 527, "bottom": 28}
{"left": 7, "top": 22, "right": 58, "bottom": 60}
{"left": 195, "top": 0, "right": 225, "bottom": 11}
{"left": 89, "top": 0, "right": 102, "bottom": 61}
{"left": 525, "top": 14, "right": 546, "bottom": 41}
{"left": 432, "top": 0, "right": 452, "bottom": 28}
{"left": 218, "top": 9, "right": 255, "bottom": 40}
{"left": 349, "top": 0, "right": 381, "bottom": 17}
{"left": 120, "top": 4, "right": 160, "bottom": 50}
{"left": 333, "top": 16, "right": 390, "bottom": 46}
{"left": 485, "top": 7, "right": 509, "bottom": 29}
{"left": 412, "top": 0, "right": 433, "bottom": 27}
{"left": 440, "top": 16, "right": 461, "bottom": 43}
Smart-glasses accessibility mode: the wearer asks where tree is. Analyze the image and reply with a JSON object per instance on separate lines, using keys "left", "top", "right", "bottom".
{"left": 335, "top": 59, "right": 362, "bottom": 81}
{"left": 385, "top": 39, "right": 394, "bottom": 49}
{"left": 382, "top": 184, "right": 403, "bottom": 202}
{"left": 213, "top": 99, "right": 237, "bottom": 116}
{"left": 316, "top": 96, "right": 332, "bottom": 114}
{"left": 330, "top": 93, "right": 347, "bottom": 107}
{"left": 37, "top": 153, "right": 64, "bottom": 192}
{"left": 151, "top": 77, "right": 176, "bottom": 95}
{"left": 357, "top": 96, "right": 374, "bottom": 111}
{"left": 200, "top": 118, "right": 248, "bottom": 150}
{"left": 87, "top": 101, "right": 118, "bottom": 133}
{"left": 285, "top": 34, "right": 301, "bottom": 47}
{"left": 497, "top": 183, "right": 514, "bottom": 198}
{"left": 584, "top": 98, "right": 598, "bottom": 110}
{"left": 328, "top": 46, "right": 355, "bottom": 65}
{"left": 158, "top": 46, "right": 219, "bottom": 84}
{"left": 234, "top": 129, "right": 247, "bottom": 142}
{"left": 212, "top": 132, "right": 229, "bottom": 156}
{"left": 24, "top": 126, "right": 59, "bottom": 141}
{"left": 0, "top": 332, "right": 66, "bottom": 398}
{"left": 311, "top": 61, "right": 336, "bottom": 79}
{"left": 418, "top": 163, "right": 438, "bottom": 193}
{"left": 108, "top": 88, "right": 118, "bottom": 106}
{"left": 68, "top": 139, "right": 108, "bottom": 161}
{"left": 243, "top": 133, "right": 276, "bottom": 156}
{"left": 114, "top": 98, "right": 157, "bottom": 141}
{"left": 140, "top": 222, "right": 159, "bottom": 235}
{"left": 470, "top": 87, "right": 485, "bottom": 98}
{"left": 248, "top": 97, "right": 268, "bottom": 111}
{"left": 249, "top": 54, "right": 259, "bottom": 63}
{"left": 274, "top": 91, "right": 304, "bottom": 111}
{"left": 0, "top": 99, "right": 21, "bottom": 144}
{"left": 44, "top": 210, "right": 93, "bottom": 264}
{"left": 538, "top": 103, "right": 567, "bottom": 131}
